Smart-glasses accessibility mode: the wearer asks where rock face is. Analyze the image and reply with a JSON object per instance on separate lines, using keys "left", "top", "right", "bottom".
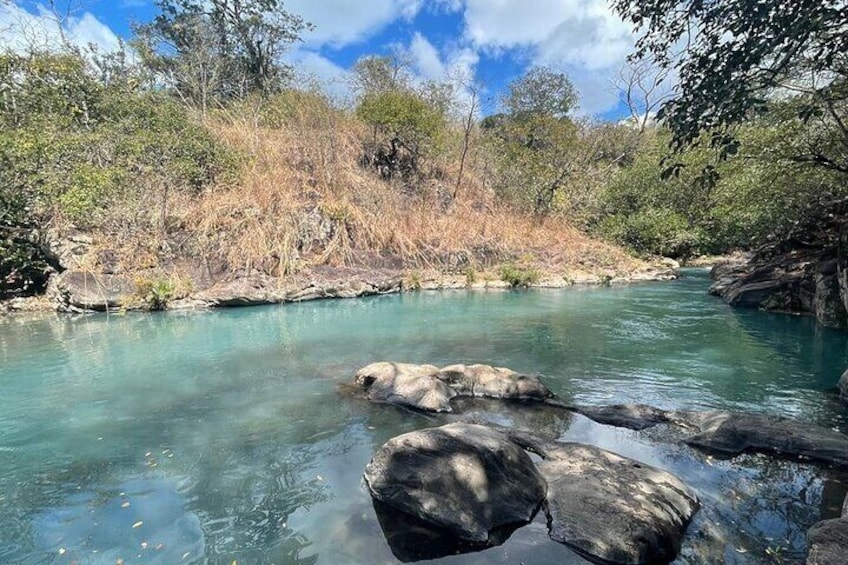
{"left": 838, "top": 369, "right": 848, "bottom": 401}
{"left": 537, "top": 442, "right": 699, "bottom": 565}
{"left": 48, "top": 271, "right": 136, "bottom": 313}
{"left": 681, "top": 411, "right": 848, "bottom": 467}
{"left": 709, "top": 253, "right": 848, "bottom": 328}
{"left": 352, "top": 362, "right": 553, "bottom": 413}
{"left": 573, "top": 403, "right": 673, "bottom": 430}
{"left": 364, "top": 423, "right": 546, "bottom": 543}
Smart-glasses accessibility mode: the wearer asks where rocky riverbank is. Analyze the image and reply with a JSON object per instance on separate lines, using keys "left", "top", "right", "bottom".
{"left": 0, "top": 228, "right": 676, "bottom": 314}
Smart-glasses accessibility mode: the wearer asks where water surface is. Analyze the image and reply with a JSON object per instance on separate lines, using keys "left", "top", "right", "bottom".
{"left": 1, "top": 269, "right": 847, "bottom": 564}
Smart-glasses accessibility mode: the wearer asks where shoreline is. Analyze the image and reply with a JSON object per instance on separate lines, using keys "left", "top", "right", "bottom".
{"left": 1, "top": 263, "right": 679, "bottom": 316}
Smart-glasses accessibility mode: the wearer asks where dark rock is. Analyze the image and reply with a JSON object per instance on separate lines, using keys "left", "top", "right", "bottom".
{"left": 48, "top": 271, "right": 136, "bottom": 312}
{"left": 363, "top": 423, "right": 546, "bottom": 543}
{"left": 42, "top": 229, "right": 94, "bottom": 271}
{"left": 838, "top": 369, "right": 848, "bottom": 401}
{"left": 537, "top": 442, "right": 699, "bottom": 565}
{"left": 815, "top": 271, "right": 848, "bottom": 327}
{"left": 573, "top": 403, "right": 673, "bottom": 430}
{"left": 680, "top": 411, "right": 848, "bottom": 467}
{"left": 807, "top": 518, "right": 848, "bottom": 565}
{"left": 437, "top": 364, "right": 554, "bottom": 401}
{"left": 355, "top": 362, "right": 455, "bottom": 412}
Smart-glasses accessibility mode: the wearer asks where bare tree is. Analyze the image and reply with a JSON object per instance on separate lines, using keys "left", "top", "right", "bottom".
{"left": 614, "top": 59, "right": 675, "bottom": 133}
{"left": 452, "top": 70, "right": 481, "bottom": 200}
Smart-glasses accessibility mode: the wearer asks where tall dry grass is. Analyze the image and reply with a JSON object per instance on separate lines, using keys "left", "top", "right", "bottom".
{"left": 181, "top": 94, "right": 641, "bottom": 278}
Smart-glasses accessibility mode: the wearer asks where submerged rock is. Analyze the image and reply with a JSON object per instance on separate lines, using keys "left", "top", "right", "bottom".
{"left": 352, "top": 362, "right": 552, "bottom": 412}
{"left": 537, "top": 442, "right": 699, "bottom": 565}
{"left": 681, "top": 411, "right": 848, "bottom": 467}
{"left": 363, "top": 423, "right": 546, "bottom": 543}
{"left": 573, "top": 403, "right": 674, "bottom": 430}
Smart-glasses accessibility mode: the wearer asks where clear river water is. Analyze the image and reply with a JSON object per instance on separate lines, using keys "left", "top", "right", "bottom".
{"left": 1, "top": 269, "right": 847, "bottom": 564}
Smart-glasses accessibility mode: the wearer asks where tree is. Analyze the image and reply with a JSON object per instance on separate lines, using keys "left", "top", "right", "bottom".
{"left": 135, "top": 0, "right": 311, "bottom": 106}
{"left": 502, "top": 66, "right": 578, "bottom": 120}
{"left": 350, "top": 53, "right": 413, "bottom": 96}
{"left": 613, "top": 0, "right": 848, "bottom": 173}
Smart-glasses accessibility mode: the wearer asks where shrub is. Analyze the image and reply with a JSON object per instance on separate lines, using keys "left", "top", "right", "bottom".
{"left": 500, "top": 263, "right": 540, "bottom": 288}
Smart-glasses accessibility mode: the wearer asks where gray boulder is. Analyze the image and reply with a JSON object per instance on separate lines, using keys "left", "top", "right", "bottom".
{"left": 48, "top": 271, "right": 136, "bottom": 312}
{"left": 537, "top": 442, "right": 699, "bottom": 565}
{"left": 354, "top": 362, "right": 455, "bottom": 412}
{"left": 838, "top": 369, "right": 848, "bottom": 401}
{"left": 352, "top": 362, "right": 552, "bottom": 413}
{"left": 681, "top": 411, "right": 848, "bottom": 467}
{"left": 807, "top": 517, "right": 848, "bottom": 565}
{"left": 573, "top": 403, "right": 673, "bottom": 430}
{"left": 437, "top": 364, "right": 554, "bottom": 401}
{"left": 363, "top": 423, "right": 546, "bottom": 543}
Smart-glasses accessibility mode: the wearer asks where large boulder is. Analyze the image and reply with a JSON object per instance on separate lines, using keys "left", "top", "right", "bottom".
{"left": 681, "top": 411, "right": 848, "bottom": 467}
{"left": 352, "top": 362, "right": 553, "bottom": 412}
{"left": 437, "top": 364, "right": 553, "bottom": 401}
{"left": 573, "top": 403, "right": 673, "bottom": 430}
{"left": 364, "top": 423, "right": 546, "bottom": 543}
{"left": 354, "top": 362, "right": 455, "bottom": 412}
{"left": 48, "top": 271, "right": 136, "bottom": 312}
{"left": 838, "top": 369, "right": 848, "bottom": 401}
{"left": 537, "top": 442, "right": 699, "bottom": 565}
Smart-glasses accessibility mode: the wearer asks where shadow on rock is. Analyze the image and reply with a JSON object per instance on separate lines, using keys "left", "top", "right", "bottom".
{"left": 372, "top": 500, "right": 525, "bottom": 562}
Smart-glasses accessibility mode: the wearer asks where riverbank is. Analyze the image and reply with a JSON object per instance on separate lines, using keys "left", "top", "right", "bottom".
{"left": 1, "top": 260, "right": 677, "bottom": 314}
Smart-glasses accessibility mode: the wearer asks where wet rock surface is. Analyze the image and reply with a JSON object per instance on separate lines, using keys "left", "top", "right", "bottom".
{"left": 807, "top": 515, "right": 848, "bottom": 565}
{"left": 679, "top": 410, "right": 848, "bottom": 467}
{"left": 838, "top": 369, "right": 848, "bottom": 401}
{"left": 572, "top": 403, "right": 674, "bottom": 430}
{"left": 48, "top": 271, "right": 137, "bottom": 313}
{"left": 363, "top": 423, "right": 546, "bottom": 543}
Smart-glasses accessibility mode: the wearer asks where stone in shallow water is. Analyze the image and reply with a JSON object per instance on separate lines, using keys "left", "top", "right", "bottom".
{"left": 573, "top": 403, "right": 673, "bottom": 430}
{"left": 838, "top": 368, "right": 848, "bottom": 401}
{"left": 363, "top": 423, "right": 546, "bottom": 543}
{"left": 352, "top": 362, "right": 553, "bottom": 413}
{"left": 535, "top": 442, "right": 699, "bottom": 565}
{"left": 437, "top": 364, "right": 554, "bottom": 401}
{"left": 680, "top": 411, "right": 848, "bottom": 467}
{"left": 354, "top": 362, "right": 455, "bottom": 412}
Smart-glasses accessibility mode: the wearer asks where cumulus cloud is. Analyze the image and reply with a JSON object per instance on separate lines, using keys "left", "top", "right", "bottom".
{"left": 0, "top": 2, "right": 122, "bottom": 53}
{"left": 287, "top": 0, "right": 424, "bottom": 48}
{"left": 456, "top": 0, "right": 639, "bottom": 114}
{"left": 287, "top": 48, "right": 353, "bottom": 103}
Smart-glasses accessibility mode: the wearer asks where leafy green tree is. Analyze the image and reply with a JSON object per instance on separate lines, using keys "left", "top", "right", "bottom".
{"left": 135, "top": 0, "right": 311, "bottom": 106}
{"left": 503, "top": 66, "right": 579, "bottom": 120}
{"left": 613, "top": 0, "right": 848, "bottom": 174}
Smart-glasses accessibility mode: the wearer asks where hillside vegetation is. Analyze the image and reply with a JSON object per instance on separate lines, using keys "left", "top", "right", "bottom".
{"left": 2, "top": 0, "right": 846, "bottom": 309}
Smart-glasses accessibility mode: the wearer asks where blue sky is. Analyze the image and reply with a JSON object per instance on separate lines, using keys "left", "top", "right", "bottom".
{"left": 0, "top": 0, "right": 649, "bottom": 120}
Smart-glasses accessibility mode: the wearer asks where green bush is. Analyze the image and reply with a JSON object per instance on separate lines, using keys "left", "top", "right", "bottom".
{"left": 500, "top": 263, "right": 540, "bottom": 288}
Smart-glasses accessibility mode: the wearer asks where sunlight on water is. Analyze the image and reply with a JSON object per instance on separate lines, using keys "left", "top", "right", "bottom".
{"left": 1, "top": 269, "right": 846, "bottom": 563}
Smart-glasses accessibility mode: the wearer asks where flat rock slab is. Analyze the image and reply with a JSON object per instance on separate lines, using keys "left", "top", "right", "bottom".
{"left": 353, "top": 362, "right": 553, "bottom": 413}
{"left": 537, "top": 442, "right": 699, "bottom": 565}
{"left": 364, "top": 423, "right": 546, "bottom": 543}
{"left": 680, "top": 411, "right": 848, "bottom": 467}
{"left": 839, "top": 369, "right": 848, "bottom": 401}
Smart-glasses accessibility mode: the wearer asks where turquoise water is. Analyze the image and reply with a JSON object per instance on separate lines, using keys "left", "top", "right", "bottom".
{"left": 1, "top": 269, "right": 847, "bottom": 564}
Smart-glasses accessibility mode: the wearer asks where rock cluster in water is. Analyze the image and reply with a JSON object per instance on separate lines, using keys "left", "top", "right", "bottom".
{"left": 365, "top": 422, "right": 700, "bottom": 564}
{"left": 351, "top": 361, "right": 848, "bottom": 564}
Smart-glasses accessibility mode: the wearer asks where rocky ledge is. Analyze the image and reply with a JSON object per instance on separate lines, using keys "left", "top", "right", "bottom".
{"left": 365, "top": 422, "right": 699, "bottom": 564}
{"left": 807, "top": 493, "right": 848, "bottom": 565}
{"left": 709, "top": 251, "right": 848, "bottom": 328}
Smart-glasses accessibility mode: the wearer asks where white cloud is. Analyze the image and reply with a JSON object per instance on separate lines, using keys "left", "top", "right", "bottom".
{"left": 0, "top": 2, "right": 121, "bottom": 53}
{"left": 455, "top": 0, "right": 639, "bottom": 114}
{"left": 287, "top": 0, "right": 424, "bottom": 48}
{"left": 287, "top": 48, "right": 353, "bottom": 103}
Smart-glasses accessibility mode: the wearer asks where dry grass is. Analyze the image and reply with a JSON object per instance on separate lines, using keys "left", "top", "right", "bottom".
{"left": 178, "top": 99, "right": 643, "bottom": 279}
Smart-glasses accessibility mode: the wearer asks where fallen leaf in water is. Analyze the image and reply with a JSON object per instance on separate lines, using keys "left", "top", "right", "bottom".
{"left": 735, "top": 547, "right": 747, "bottom": 553}
{"left": 141, "top": 542, "right": 148, "bottom": 549}
{"left": 121, "top": 502, "right": 130, "bottom": 508}
{"left": 132, "top": 521, "right": 143, "bottom": 529}
{"left": 181, "top": 551, "right": 191, "bottom": 560}
{"left": 155, "top": 543, "right": 164, "bottom": 551}
{"left": 58, "top": 548, "right": 66, "bottom": 555}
